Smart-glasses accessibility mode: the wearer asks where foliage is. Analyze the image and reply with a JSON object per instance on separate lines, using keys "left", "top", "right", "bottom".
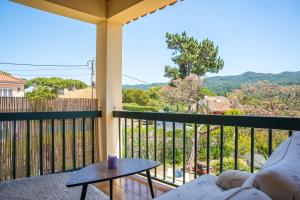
{"left": 199, "top": 87, "right": 216, "bottom": 97}
{"left": 25, "top": 77, "right": 88, "bottom": 99}
{"left": 228, "top": 81, "right": 300, "bottom": 116}
{"left": 146, "top": 86, "right": 161, "bottom": 100}
{"left": 122, "top": 71, "right": 300, "bottom": 96}
{"left": 123, "top": 103, "right": 159, "bottom": 112}
{"left": 224, "top": 109, "right": 244, "bottom": 116}
{"left": 122, "top": 124, "right": 289, "bottom": 175}
{"left": 122, "top": 83, "right": 167, "bottom": 90}
{"left": 160, "top": 75, "right": 205, "bottom": 113}
{"left": 122, "top": 89, "right": 150, "bottom": 106}
{"left": 210, "top": 158, "right": 249, "bottom": 175}
{"left": 25, "top": 86, "right": 57, "bottom": 99}
{"left": 205, "top": 71, "right": 300, "bottom": 95}
{"left": 164, "top": 32, "right": 224, "bottom": 81}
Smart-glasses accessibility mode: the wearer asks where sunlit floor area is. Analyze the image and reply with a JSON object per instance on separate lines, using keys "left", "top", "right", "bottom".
{"left": 94, "top": 175, "right": 172, "bottom": 200}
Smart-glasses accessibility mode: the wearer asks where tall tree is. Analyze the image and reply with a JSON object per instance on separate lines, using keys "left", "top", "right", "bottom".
{"left": 160, "top": 75, "right": 204, "bottom": 113}
{"left": 164, "top": 32, "right": 224, "bottom": 81}
{"left": 122, "top": 89, "right": 150, "bottom": 106}
{"left": 25, "top": 77, "right": 88, "bottom": 98}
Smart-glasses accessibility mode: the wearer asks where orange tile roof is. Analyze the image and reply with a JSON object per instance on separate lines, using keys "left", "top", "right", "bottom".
{"left": 0, "top": 72, "right": 24, "bottom": 84}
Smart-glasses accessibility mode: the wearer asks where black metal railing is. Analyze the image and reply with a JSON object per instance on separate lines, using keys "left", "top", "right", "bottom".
{"left": 0, "top": 111, "right": 101, "bottom": 181}
{"left": 113, "top": 110, "right": 300, "bottom": 186}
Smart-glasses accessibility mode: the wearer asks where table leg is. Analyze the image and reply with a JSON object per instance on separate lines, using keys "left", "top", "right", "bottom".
{"left": 146, "top": 170, "right": 155, "bottom": 198}
{"left": 109, "top": 180, "right": 113, "bottom": 200}
{"left": 80, "top": 184, "right": 88, "bottom": 200}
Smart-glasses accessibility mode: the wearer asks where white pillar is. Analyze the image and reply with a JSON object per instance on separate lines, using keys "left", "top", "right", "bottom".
{"left": 96, "top": 20, "right": 122, "bottom": 161}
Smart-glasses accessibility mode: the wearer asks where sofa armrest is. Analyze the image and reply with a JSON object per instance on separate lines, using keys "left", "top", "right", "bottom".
{"left": 217, "top": 170, "right": 252, "bottom": 190}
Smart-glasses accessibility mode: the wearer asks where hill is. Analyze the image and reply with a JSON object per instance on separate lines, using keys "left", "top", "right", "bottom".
{"left": 122, "top": 71, "right": 300, "bottom": 95}
{"left": 205, "top": 71, "right": 300, "bottom": 95}
{"left": 122, "top": 82, "right": 167, "bottom": 90}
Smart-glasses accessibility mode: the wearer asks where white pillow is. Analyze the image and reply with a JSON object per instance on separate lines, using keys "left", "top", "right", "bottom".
{"left": 250, "top": 132, "right": 300, "bottom": 200}
{"left": 217, "top": 170, "right": 252, "bottom": 190}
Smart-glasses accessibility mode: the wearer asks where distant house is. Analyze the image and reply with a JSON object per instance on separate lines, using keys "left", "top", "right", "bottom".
{"left": 204, "top": 96, "right": 232, "bottom": 114}
{"left": 0, "top": 72, "right": 25, "bottom": 97}
{"left": 59, "top": 87, "right": 95, "bottom": 98}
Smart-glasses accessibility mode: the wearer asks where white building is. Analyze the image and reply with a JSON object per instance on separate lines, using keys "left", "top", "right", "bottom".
{"left": 0, "top": 72, "right": 25, "bottom": 97}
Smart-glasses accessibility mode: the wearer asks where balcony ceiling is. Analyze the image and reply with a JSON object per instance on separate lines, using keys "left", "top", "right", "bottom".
{"left": 12, "top": 0, "right": 179, "bottom": 24}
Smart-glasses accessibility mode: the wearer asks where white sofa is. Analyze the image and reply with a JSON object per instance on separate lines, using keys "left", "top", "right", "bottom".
{"left": 156, "top": 132, "right": 300, "bottom": 200}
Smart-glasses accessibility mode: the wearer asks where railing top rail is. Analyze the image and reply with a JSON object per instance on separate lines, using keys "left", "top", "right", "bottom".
{"left": 113, "top": 110, "right": 300, "bottom": 130}
{"left": 0, "top": 111, "right": 102, "bottom": 121}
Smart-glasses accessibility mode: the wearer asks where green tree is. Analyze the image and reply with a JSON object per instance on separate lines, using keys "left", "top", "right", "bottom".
{"left": 25, "top": 77, "right": 88, "bottom": 99}
{"left": 26, "top": 86, "right": 57, "bottom": 99}
{"left": 164, "top": 32, "right": 224, "bottom": 81}
{"left": 228, "top": 81, "right": 300, "bottom": 117}
{"left": 160, "top": 75, "right": 204, "bottom": 113}
{"left": 122, "top": 89, "right": 150, "bottom": 106}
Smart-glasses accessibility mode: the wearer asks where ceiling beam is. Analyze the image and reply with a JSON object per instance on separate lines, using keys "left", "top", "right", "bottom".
{"left": 12, "top": 0, "right": 106, "bottom": 24}
{"left": 12, "top": 0, "right": 178, "bottom": 25}
{"left": 107, "top": 0, "right": 178, "bottom": 24}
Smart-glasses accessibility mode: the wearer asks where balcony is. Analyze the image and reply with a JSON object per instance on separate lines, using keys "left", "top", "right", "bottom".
{"left": 1, "top": 98, "right": 299, "bottom": 199}
{"left": 113, "top": 110, "right": 300, "bottom": 187}
{"left": 2, "top": 0, "right": 300, "bottom": 199}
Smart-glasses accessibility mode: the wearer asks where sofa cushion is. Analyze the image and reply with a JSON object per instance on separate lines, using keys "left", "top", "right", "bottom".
{"left": 248, "top": 132, "right": 300, "bottom": 200}
{"left": 217, "top": 170, "right": 251, "bottom": 190}
{"left": 154, "top": 174, "right": 223, "bottom": 200}
{"left": 0, "top": 172, "right": 108, "bottom": 200}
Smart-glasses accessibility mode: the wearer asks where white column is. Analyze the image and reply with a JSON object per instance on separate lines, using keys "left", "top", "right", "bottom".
{"left": 96, "top": 20, "right": 122, "bottom": 160}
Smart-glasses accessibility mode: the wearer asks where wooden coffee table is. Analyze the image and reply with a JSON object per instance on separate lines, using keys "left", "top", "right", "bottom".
{"left": 66, "top": 158, "right": 161, "bottom": 200}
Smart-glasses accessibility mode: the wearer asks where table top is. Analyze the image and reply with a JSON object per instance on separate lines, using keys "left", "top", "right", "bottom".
{"left": 66, "top": 158, "right": 161, "bottom": 187}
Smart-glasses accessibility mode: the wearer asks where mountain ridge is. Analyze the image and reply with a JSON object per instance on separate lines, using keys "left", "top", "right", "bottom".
{"left": 122, "top": 71, "right": 300, "bottom": 95}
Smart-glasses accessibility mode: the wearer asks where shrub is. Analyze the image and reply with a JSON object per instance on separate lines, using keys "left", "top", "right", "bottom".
{"left": 123, "top": 103, "right": 159, "bottom": 112}
{"left": 210, "top": 157, "right": 249, "bottom": 175}
{"left": 224, "top": 109, "right": 244, "bottom": 115}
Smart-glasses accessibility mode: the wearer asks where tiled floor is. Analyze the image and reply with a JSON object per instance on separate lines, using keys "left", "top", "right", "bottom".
{"left": 94, "top": 175, "right": 173, "bottom": 200}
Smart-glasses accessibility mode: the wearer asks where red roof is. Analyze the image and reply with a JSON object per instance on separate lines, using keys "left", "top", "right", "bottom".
{"left": 0, "top": 73, "right": 24, "bottom": 84}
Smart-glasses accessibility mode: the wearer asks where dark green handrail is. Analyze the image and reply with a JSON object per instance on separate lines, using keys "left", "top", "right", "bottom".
{"left": 113, "top": 110, "right": 300, "bottom": 130}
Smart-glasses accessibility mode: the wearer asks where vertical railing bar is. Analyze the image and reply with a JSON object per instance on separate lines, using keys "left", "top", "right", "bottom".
{"left": 268, "top": 129, "right": 273, "bottom": 157}
{"left": 12, "top": 120, "right": 16, "bottom": 179}
{"left": 234, "top": 126, "right": 238, "bottom": 170}
{"left": 125, "top": 118, "right": 127, "bottom": 158}
{"left": 206, "top": 124, "right": 210, "bottom": 174}
{"left": 131, "top": 118, "right": 134, "bottom": 158}
{"left": 154, "top": 121, "right": 157, "bottom": 177}
{"left": 39, "top": 119, "right": 43, "bottom": 175}
{"left": 250, "top": 128, "right": 254, "bottom": 173}
{"left": 91, "top": 117, "right": 95, "bottom": 163}
{"left": 194, "top": 123, "right": 197, "bottom": 179}
{"left": 288, "top": 130, "right": 293, "bottom": 137}
{"left": 118, "top": 118, "right": 121, "bottom": 158}
{"left": 51, "top": 119, "right": 55, "bottom": 173}
{"left": 146, "top": 120, "right": 149, "bottom": 159}
{"left": 82, "top": 118, "right": 86, "bottom": 167}
{"left": 172, "top": 122, "right": 175, "bottom": 183}
{"left": 220, "top": 126, "right": 224, "bottom": 173}
{"left": 26, "top": 120, "right": 30, "bottom": 177}
{"left": 73, "top": 118, "right": 76, "bottom": 169}
{"left": 62, "top": 119, "right": 66, "bottom": 171}
{"left": 163, "top": 121, "right": 166, "bottom": 180}
{"left": 183, "top": 123, "right": 186, "bottom": 184}
{"left": 138, "top": 119, "right": 141, "bottom": 158}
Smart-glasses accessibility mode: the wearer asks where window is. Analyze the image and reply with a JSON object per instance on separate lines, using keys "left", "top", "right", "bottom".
{"left": 8, "top": 89, "right": 12, "bottom": 97}
{"left": 0, "top": 88, "right": 13, "bottom": 97}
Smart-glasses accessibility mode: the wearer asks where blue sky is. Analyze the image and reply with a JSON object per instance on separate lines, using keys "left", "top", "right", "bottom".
{"left": 0, "top": 0, "right": 299, "bottom": 85}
